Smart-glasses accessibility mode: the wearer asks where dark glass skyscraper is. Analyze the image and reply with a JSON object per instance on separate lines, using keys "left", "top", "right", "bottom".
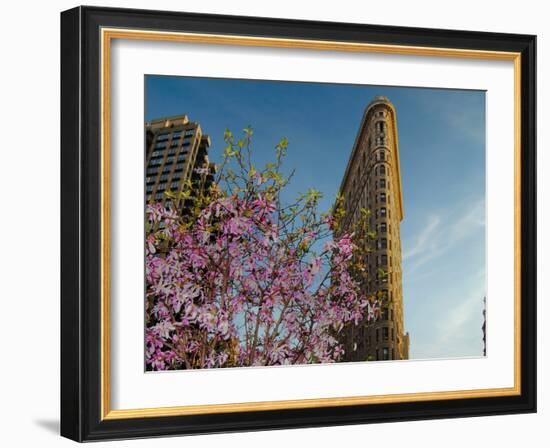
{"left": 145, "top": 114, "right": 215, "bottom": 212}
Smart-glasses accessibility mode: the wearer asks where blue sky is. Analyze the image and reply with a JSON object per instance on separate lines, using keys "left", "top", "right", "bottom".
{"left": 145, "top": 75, "right": 486, "bottom": 360}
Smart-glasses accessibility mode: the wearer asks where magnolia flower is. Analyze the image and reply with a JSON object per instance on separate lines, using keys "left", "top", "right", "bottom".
{"left": 144, "top": 140, "right": 378, "bottom": 371}
{"left": 153, "top": 320, "right": 175, "bottom": 339}
{"left": 194, "top": 167, "right": 210, "bottom": 175}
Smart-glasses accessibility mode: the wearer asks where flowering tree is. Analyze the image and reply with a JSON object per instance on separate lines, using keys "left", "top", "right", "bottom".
{"left": 145, "top": 128, "right": 380, "bottom": 370}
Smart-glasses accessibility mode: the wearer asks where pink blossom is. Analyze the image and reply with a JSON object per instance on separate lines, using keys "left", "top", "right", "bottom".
{"left": 144, "top": 133, "right": 379, "bottom": 371}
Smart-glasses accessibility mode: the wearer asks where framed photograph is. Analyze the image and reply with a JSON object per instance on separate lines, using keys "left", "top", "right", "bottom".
{"left": 60, "top": 6, "right": 536, "bottom": 441}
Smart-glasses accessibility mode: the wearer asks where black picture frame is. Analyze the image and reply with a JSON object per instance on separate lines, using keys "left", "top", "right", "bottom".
{"left": 61, "top": 5, "right": 536, "bottom": 442}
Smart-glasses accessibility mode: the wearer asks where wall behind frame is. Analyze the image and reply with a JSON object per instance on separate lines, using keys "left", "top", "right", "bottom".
{"left": 0, "top": 1, "right": 545, "bottom": 447}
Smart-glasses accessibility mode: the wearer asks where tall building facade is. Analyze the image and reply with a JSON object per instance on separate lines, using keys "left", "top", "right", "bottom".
{"left": 339, "top": 96, "right": 410, "bottom": 362}
{"left": 145, "top": 114, "right": 215, "bottom": 212}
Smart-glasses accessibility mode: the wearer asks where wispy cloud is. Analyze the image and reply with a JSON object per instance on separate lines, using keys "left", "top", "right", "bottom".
{"left": 403, "top": 198, "right": 486, "bottom": 359}
{"left": 436, "top": 280, "right": 484, "bottom": 347}
{"left": 411, "top": 274, "right": 485, "bottom": 359}
{"left": 402, "top": 197, "right": 485, "bottom": 274}
{"left": 403, "top": 215, "right": 441, "bottom": 262}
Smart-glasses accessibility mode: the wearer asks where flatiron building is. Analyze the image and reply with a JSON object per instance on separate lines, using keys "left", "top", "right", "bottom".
{"left": 339, "top": 96, "right": 410, "bottom": 361}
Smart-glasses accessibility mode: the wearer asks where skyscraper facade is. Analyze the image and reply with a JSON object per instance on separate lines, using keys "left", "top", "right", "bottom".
{"left": 339, "top": 96, "right": 410, "bottom": 362}
{"left": 145, "top": 114, "right": 215, "bottom": 212}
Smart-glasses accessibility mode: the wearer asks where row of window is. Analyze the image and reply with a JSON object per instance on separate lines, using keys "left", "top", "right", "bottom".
{"left": 155, "top": 130, "right": 181, "bottom": 142}
{"left": 375, "top": 121, "right": 387, "bottom": 134}
{"left": 375, "top": 207, "right": 389, "bottom": 219}
{"left": 371, "top": 139, "right": 387, "bottom": 150}
{"left": 376, "top": 150, "right": 390, "bottom": 162}
{"left": 376, "top": 137, "right": 387, "bottom": 146}
{"left": 146, "top": 173, "right": 172, "bottom": 185}
{"left": 374, "top": 255, "right": 400, "bottom": 271}
{"left": 152, "top": 179, "right": 184, "bottom": 192}
{"left": 351, "top": 153, "right": 390, "bottom": 194}
{"left": 367, "top": 134, "right": 388, "bottom": 151}
{"left": 150, "top": 148, "right": 189, "bottom": 160}
{"left": 348, "top": 167, "right": 382, "bottom": 204}
{"left": 344, "top": 207, "right": 393, "bottom": 236}
{"left": 377, "top": 237, "right": 388, "bottom": 250}
{"left": 156, "top": 128, "right": 196, "bottom": 141}
{"left": 151, "top": 141, "right": 189, "bottom": 157}
{"left": 145, "top": 168, "right": 188, "bottom": 192}
{"left": 381, "top": 307, "right": 393, "bottom": 321}
{"left": 377, "top": 347, "right": 393, "bottom": 361}
{"left": 374, "top": 164, "right": 386, "bottom": 176}
{"left": 155, "top": 132, "right": 172, "bottom": 142}
{"left": 153, "top": 138, "right": 192, "bottom": 150}
{"left": 149, "top": 153, "right": 189, "bottom": 167}
{"left": 345, "top": 177, "right": 390, "bottom": 219}
{"left": 375, "top": 327, "right": 395, "bottom": 343}
{"left": 359, "top": 150, "right": 389, "bottom": 182}
{"left": 376, "top": 192, "right": 387, "bottom": 204}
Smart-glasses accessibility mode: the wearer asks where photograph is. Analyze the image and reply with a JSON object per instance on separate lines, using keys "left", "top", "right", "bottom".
{"left": 143, "top": 76, "right": 487, "bottom": 371}
{"left": 56, "top": 5, "right": 537, "bottom": 441}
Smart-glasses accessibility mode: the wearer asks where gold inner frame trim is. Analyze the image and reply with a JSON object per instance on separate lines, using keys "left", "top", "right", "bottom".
{"left": 100, "top": 27, "right": 522, "bottom": 420}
